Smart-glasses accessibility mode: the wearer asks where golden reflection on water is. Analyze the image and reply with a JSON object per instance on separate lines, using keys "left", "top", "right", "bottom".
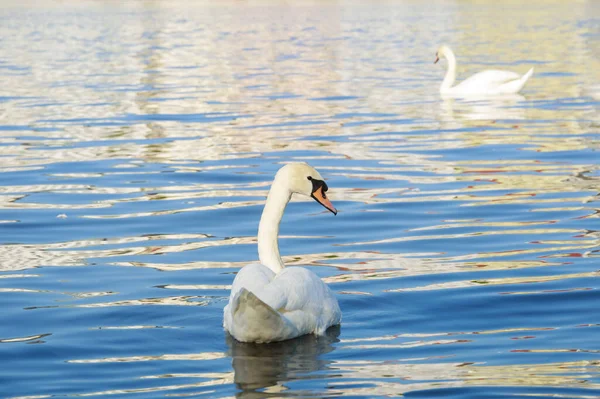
{"left": 390, "top": 270, "right": 600, "bottom": 293}
{"left": 0, "top": 333, "right": 51, "bottom": 343}
{"left": 324, "top": 359, "right": 600, "bottom": 396}
{"left": 68, "top": 352, "right": 226, "bottom": 364}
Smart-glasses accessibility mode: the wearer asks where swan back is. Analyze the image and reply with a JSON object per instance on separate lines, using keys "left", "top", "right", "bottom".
{"left": 225, "top": 265, "right": 341, "bottom": 343}
{"left": 448, "top": 67, "right": 534, "bottom": 96}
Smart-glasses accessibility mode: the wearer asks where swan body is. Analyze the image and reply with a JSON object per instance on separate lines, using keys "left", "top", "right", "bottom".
{"left": 435, "top": 45, "right": 534, "bottom": 96}
{"left": 223, "top": 163, "right": 341, "bottom": 343}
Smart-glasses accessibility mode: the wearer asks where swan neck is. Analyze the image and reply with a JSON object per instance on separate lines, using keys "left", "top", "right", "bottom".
{"left": 257, "top": 178, "right": 290, "bottom": 273}
{"left": 441, "top": 49, "right": 456, "bottom": 92}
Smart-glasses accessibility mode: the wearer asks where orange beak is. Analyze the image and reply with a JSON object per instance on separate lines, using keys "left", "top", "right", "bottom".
{"left": 311, "top": 186, "right": 337, "bottom": 215}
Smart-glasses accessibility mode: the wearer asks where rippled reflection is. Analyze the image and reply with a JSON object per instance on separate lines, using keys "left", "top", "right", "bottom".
{"left": 227, "top": 326, "right": 340, "bottom": 397}
{"left": 326, "top": 358, "right": 600, "bottom": 396}
{"left": 440, "top": 95, "right": 527, "bottom": 125}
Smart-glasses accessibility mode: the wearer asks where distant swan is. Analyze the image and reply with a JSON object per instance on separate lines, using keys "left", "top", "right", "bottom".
{"left": 223, "top": 163, "right": 341, "bottom": 343}
{"left": 435, "top": 45, "right": 534, "bottom": 96}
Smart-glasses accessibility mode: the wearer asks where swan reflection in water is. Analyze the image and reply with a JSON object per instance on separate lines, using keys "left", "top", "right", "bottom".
{"left": 226, "top": 325, "right": 341, "bottom": 397}
{"left": 440, "top": 94, "right": 526, "bottom": 124}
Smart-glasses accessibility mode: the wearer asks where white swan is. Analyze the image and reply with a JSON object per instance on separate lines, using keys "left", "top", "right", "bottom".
{"left": 435, "top": 45, "right": 534, "bottom": 96}
{"left": 223, "top": 163, "right": 341, "bottom": 343}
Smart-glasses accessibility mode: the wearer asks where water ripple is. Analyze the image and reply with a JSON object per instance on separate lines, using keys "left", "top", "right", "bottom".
{"left": 1, "top": 1, "right": 599, "bottom": 398}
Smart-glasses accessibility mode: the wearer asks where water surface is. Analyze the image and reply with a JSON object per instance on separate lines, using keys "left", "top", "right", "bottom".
{"left": 1, "top": 1, "right": 599, "bottom": 398}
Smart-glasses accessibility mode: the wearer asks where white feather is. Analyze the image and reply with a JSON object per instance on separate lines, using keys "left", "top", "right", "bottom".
{"left": 223, "top": 163, "right": 341, "bottom": 343}
{"left": 436, "top": 45, "right": 534, "bottom": 96}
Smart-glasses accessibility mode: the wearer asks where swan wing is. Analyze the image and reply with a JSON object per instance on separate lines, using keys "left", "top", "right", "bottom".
{"left": 224, "top": 263, "right": 275, "bottom": 337}
{"left": 228, "top": 263, "right": 275, "bottom": 302}
{"left": 493, "top": 67, "right": 534, "bottom": 94}
{"left": 224, "top": 266, "right": 341, "bottom": 343}
{"left": 449, "top": 68, "right": 534, "bottom": 96}
{"left": 456, "top": 69, "right": 521, "bottom": 88}
{"left": 227, "top": 288, "right": 298, "bottom": 343}
{"left": 260, "top": 267, "right": 341, "bottom": 335}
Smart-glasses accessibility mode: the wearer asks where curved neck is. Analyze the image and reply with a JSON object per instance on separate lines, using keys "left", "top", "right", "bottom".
{"left": 440, "top": 49, "right": 456, "bottom": 92}
{"left": 257, "top": 179, "right": 291, "bottom": 273}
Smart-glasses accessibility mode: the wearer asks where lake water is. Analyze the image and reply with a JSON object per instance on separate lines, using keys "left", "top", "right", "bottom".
{"left": 1, "top": 1, "right": 599, "bottom": 398}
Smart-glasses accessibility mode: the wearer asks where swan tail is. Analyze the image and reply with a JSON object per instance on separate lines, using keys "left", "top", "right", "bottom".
{"left": 229, "top": 288, "right": 296, "bottom": 343}
{"left": 498, "top": 67, "right": 534, "bottom": 94}
{"left": 513, "top": 67, "right": 534, "bottom": 93}
{"left": 521, "top": 67, "right": 534, "bottom": 85}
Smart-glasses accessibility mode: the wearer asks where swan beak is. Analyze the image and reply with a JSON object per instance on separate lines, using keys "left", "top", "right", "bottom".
{"left": 434, "top": 55, "right": 439, "bottom": 64}
{"left": 312, "top": 186, "right": 337, "bottom": 215}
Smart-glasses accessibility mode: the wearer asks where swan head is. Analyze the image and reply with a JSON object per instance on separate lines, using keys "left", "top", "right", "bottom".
{"left": 274, "top": 163, "right": 337, "bottom": 215}
{"left": 434, "top": 45, "right": 453, "bottom": 64}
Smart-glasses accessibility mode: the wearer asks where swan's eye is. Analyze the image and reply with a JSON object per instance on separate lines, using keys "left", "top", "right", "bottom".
{"left": 309, "top": 177, "right": 327, "bottom": 195}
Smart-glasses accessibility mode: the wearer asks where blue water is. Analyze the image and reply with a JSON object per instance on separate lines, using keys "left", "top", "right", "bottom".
{"left": 1, "top": 1, "right": 599, "bottom": 398}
